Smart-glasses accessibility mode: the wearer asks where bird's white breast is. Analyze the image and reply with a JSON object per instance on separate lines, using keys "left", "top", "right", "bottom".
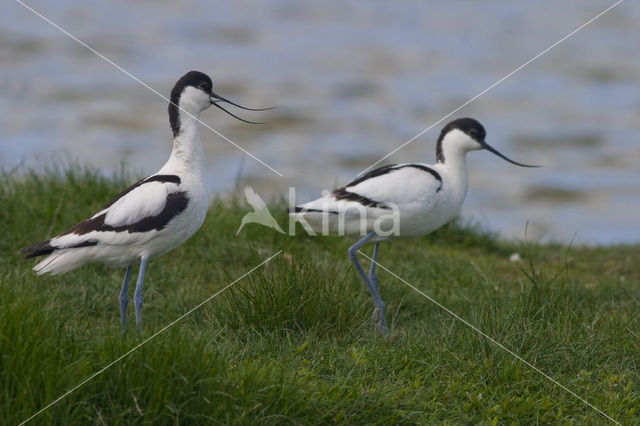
{"left": 149, "top": 173, "right": 208, "bottom": 258}
{"left": 395, "top": 162, "right": 469, "bottom": 237}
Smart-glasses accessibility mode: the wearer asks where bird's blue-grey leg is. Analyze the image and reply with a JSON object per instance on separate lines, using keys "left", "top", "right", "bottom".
{"left": 133, "top": 257, "right": 149, "bottom": 334}
{"left": 367, "top": 241, "right": 388, "bottom": 333}
{"left": 348, "top": 232, "right": 389, "bottom": 334}
{"left": 368, "top": 242, "right": 380, "bottom": 293}
{"left": 119, "top": 265, "right": 133, "bottom": 332}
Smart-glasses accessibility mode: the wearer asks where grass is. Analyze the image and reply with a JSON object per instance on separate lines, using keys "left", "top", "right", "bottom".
{"left": 1, "top": 166, "right": 639, "bottom": 424}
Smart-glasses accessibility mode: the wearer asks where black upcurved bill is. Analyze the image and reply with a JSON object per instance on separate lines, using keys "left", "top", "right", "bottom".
{"left": 210, "top": 91, "right": 277, "bottom": 111}
{"left": 482, "top": 142, "right": 541, "bottom": 168}
{"left": 210, "top": 101, "right": 264, "bottom": 124}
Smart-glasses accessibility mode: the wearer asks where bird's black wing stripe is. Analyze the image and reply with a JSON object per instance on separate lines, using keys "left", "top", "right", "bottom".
{"left": 341, "top": 164, "right": 442, "bottom": 192}
{"left": 71, "top": 240, "right": 99, "bottom": 249}
{"left": 332, "top": 188, "right": 391, "bottom": 209}
{"left": 329, "top": 165, "right": 399, "bottom": 209}
{"left": 126, "top": 191, "right": 189, "bottom": 233}
{"left": 100, "top": 174, "right": 181, "bottom": 210}
{"left": 288, "top": 206, "right": 339, "bottom": 215}
{"left": 62, "top": 191, "right": 190, "bottom": 236}
{"left": 402, "top": 164, "right": 443, "bottom": 192}
{"left": 330, "top": 163, "right": 442, "bottom": 208}
{"left": 21, "top": 240, "right": 98, "bottom": 259}
{"left": 145, "top": 175, "right": 182, "bottom": 185}
{"left": 341, "top": 164, "right": 399, "bottom": 188}
{"left": 20, "top": 240, "right": 54, "bottom": 259}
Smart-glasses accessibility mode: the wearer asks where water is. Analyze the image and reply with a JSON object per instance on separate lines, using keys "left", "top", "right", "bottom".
{"left": 2, "top": 0, "right": 639, "bottom": 245}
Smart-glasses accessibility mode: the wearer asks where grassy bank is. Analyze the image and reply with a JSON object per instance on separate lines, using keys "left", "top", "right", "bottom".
{"left": 1, "top": 167, "right": 639, "bottom": 424}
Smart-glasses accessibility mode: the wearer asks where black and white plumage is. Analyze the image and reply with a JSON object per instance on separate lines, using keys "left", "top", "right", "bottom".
{"left": 290, "top": 118, "right": 539, "bottom": 333}
{"left": 23, "top": 174, "right": 192, "bottom": 273}
{"left": 21, "top": 70, "right": 268, "bottom": 332}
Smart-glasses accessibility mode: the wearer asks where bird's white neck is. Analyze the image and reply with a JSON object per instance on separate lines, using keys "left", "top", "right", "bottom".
{"left": 163, "top": 110, "right": 205, "bottom": 175}
{"left": 440, "top": 141, "right": 470, "bottom": 170}
{"left": 438, "top": 146, "right": 470, "bottom": 206}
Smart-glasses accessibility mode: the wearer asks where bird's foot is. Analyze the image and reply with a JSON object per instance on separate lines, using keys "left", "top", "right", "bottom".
{"left": 372, "top": 306, "right": 389, "bottom": 335}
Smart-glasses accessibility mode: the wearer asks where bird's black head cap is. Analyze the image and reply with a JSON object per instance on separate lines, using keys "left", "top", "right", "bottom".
{"left": 436, "top": 117, "right": 486, "bottom": 163}
{"left": 168, "top": 71, "right": 213, "bottom": 137}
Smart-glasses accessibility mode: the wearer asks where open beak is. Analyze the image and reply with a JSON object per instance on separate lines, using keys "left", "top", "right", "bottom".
{"left": 209, "top": 91, "right": 276, "bottom": 124}
{"left": 481, "top": 141, "right": 540, "bottom": 168}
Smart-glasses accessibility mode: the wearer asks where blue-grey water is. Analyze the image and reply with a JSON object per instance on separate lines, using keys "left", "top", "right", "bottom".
{"left": 2, "top": 0, "right": 639, "bottom": 245}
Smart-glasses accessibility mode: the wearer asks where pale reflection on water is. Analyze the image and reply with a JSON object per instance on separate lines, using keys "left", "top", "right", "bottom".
{"left": 1, "top": 1, "right": 639, "bottom": 245}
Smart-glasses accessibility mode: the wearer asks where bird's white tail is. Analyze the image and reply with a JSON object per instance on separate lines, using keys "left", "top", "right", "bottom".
{"left": 33, "top": 249, "right": 93, "bottom": 275}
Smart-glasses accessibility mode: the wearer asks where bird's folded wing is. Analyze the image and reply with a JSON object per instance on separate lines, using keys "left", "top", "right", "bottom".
{"left": 337, "top": 163, "right": 443, "bottom": 208}
{"left": 293, "top": 164, "right": 443, "bottom": 218}
{"left": 102, "top": 180, "right": 179, "bottom": 227}
{"left": 50, "top": 176, "right": 187, "bottom": 248}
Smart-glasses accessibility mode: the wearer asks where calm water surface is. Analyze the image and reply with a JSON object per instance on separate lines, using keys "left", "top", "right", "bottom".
{"left": 2, "top": 0, "right": 639, "bottom": 245}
